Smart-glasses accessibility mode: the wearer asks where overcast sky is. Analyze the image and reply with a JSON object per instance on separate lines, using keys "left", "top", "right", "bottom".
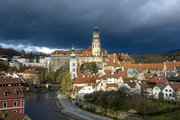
{"left": 0, "top": 0, "right": 180, "bottom": 54}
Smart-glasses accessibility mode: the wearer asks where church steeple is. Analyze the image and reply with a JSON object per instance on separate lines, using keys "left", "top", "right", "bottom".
{"left": 70, "top": 45, "right": 77, "bottom": 79}
{"left": 92, "top": 26, "right": 101, "bottom": 56}
{"left": 70, "top": 44, "right": 76, "bottom": 59}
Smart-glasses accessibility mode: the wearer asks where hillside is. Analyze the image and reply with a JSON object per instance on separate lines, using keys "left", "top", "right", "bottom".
{"left": 134, "top": 49, "right": 180, "bottom": 63}
{"left": 0, "top": 48, "right": 22, "bottom": 57}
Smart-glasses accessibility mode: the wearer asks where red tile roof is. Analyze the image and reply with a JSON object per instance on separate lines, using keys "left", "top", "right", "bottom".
{"left": 52, "top": 49, "right": 86, "bottom": 55}
{"left": 139, "top": 83, "right": 149, "bottom": 88}
{"left": 106, "top": 83, "right": 118, "bottom": 87}
{"left": 144, "top": 73, "right": 154, "bottom": 79}
{"left": 165, "top": 62, "right": 180, "bottom": 71}
{"left": 123, "top": 63, "right": 164, "bottom": 70}
{"left": 123, "top": 78, "right": 137, "bottom": 83}
{"left": 23, "top": 69, "right": 38, "bottom": 74}
{"left": 0, "top": 86, "right": 24, "bottom": 100}
{"left": 169, "top": 84, "right": 180, "bottom": 91}
{"left": 0, "top": 78, "right": 21, "bottom": 85}
{"left": 0, "top": 111, "right": 29, "bottom": 120}
{"left": 74, "top": 86, "right": 83, "bottom": 93}
{"left": 148, "top": 76, "right": 169, "bottom": 84}
{"left": 0, "top": 71, "right": 6, "bottom": 75}
{"left": 104, "top": 54, "right": 120, "bottom": 67}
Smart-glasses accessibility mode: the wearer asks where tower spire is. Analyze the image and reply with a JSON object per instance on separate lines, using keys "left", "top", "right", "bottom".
{"left": 70, "top": 44, "right": 76, "bottom": 59}
{"left": 70, "top": 44, "right": 77, "bottom": 79}
{"left": 92, "top": 26, "right": 101, "bottom": 56}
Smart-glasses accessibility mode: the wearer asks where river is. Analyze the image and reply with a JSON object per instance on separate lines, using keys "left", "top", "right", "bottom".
{"left": 25, "top": 89, "right": 74, "bottom": 120}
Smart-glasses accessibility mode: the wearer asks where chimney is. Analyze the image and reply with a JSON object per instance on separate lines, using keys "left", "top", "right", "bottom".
{"left": 113, "top": 59, "right": 115, "bottom": 63}
{"left": 174, "top": 60, "right": 176, "bottom": 62}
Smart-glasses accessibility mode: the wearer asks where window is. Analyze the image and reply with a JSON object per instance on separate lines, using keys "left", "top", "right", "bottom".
{"left": 73, "top": 63, "right": 75, "bottom": 67}
{"left": 73, "top": 69, "right": 75, "bottom": 72}
{"left": 4, "top": 92, "right": 9, "bottom": 96}
{"left": 13, "top": 101, "right": 17, "bottom": 107}
{"left": 169, "top": 94, "right": 172, "bottom": 97}
{"left": 13, "top": 110, "right": 17, "bottom": 112}
{"left": 165, "top": 89, "right": 168, "bottom": 92}
{"left": 169, "top": 90, "right": 172, "bottom": 92}
{"left": 166, "top": 93, "right": 168, "bottom": 96}
{"left": 3, "top": 102, "right": 7, "bottom": 107}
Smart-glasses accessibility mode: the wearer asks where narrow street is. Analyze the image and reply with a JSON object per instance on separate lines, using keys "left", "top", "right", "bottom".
{"left": 57, "top": 91, "right": 112, "bottom": 120}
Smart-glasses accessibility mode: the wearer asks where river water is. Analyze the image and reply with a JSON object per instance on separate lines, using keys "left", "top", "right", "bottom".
{"left": 25, "top": 89, "right": 74, "bottom": 120}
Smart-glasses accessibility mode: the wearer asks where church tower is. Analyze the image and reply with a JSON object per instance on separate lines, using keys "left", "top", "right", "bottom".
{"left": 92, "top": 26, "right": 101, "bottom": 56}
{"left": 70, "top": 45, "right": 77, "bottom": 79}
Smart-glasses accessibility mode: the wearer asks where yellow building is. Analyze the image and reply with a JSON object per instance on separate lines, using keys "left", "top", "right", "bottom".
{"left": 23, "top": 69, "right": 40, "bottom": 84}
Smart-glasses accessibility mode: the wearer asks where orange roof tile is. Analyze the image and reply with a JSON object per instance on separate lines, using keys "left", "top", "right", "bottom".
{"left": 0, "top": 111, "right": 29, "bottom": 120}
{"left": 24, "top": 69, "right": 38, "bottom": 74}
{"left": 148, "top": 76, "right": 169, "bottom": 84}
{"left": 0, "top": 86, "right": 24, "bottom": 100}
{"left": 144, "top": 73, "right": 154, "bottom": 79}
{"left": 169, "top": 84, "right": 180, "bottom": 91}
{"left": 139, "top": 83, "right": 149, "bottom": 88}
{"left": 104, "top": 54, "right": 120, "bottom": 67}
{"left": 106, "top": 83, "right": 118, "bottom": 87}
{"left": 0, "top": 78, "right": 21, "bottom": 85}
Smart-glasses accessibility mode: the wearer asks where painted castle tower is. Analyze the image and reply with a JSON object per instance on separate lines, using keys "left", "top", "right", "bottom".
{"left": 70, "top": 45, "right": 77, "bottom": 79}
{"left": 92, "top": 26, "right": 101, "bottom": 56}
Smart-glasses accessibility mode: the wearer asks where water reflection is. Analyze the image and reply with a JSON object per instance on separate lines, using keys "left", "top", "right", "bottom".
{"left": 25, "top": 90, "right": 74, "bottom": 120}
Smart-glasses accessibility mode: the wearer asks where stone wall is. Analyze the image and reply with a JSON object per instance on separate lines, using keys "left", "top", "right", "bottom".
{"left": 79, "top": 101, "right": 145, "bottom": 120}
{"left": 50, "top": 54, "right": 71, "bottom": 71}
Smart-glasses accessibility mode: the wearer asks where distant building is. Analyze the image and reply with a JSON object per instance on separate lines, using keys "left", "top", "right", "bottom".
{"left": 23, "top": 69, "right": 40, "bottom": 84}
{"left": 50, "top": 26, "right": 108, "bottom": 71}
{"left": 147, "top": 76, "right": 169, "bottom": 88}
{"left": 11, "top": 54, "right": 50, "bottom": 68}
{"left": 50, "top": 26, "right": 133, "bottom": 72}
{"left": 0, "top": 78, "right": 25, "bottom": 113}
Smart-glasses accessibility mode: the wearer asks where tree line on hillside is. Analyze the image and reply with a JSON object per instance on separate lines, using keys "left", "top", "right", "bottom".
{"left": 133, "top": 50, "right": 180, "bottom": 63}
{"left": 0, "top": 48, "right": 22, "bottom": 57}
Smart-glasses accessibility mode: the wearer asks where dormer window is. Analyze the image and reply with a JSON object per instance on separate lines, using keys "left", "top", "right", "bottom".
{"left": 14, "top": 89, "right": 20, "bottom": 95}
{"left": 4, "top": 92, "right": 9, "bottom": 96}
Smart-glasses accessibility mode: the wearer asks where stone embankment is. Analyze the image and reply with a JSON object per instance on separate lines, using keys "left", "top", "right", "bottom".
{"left": 79, "top": 101, "right": 146, "bottom": 120}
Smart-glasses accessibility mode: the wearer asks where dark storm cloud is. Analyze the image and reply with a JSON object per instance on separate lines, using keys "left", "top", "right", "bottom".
{"left": 0, "top": 0, "right": 180, "bottom": 54}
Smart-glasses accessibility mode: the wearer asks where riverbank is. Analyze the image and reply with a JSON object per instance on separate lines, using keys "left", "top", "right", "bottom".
{"left": 25, "top": 89, "right": 74, "bottom": 120}
{"left": 23, "top": 86, "right": 52, "bottom": 96}
{"left": 56, "top": 91, "right": 112, "bottom": 120}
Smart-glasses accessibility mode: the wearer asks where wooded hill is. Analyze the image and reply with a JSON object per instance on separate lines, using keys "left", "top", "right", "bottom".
{"left": 134, "top": 49, "right": 180, "bottom": 63}
{"left": 0, "top": 48, "right": 22, "bottom": 57}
